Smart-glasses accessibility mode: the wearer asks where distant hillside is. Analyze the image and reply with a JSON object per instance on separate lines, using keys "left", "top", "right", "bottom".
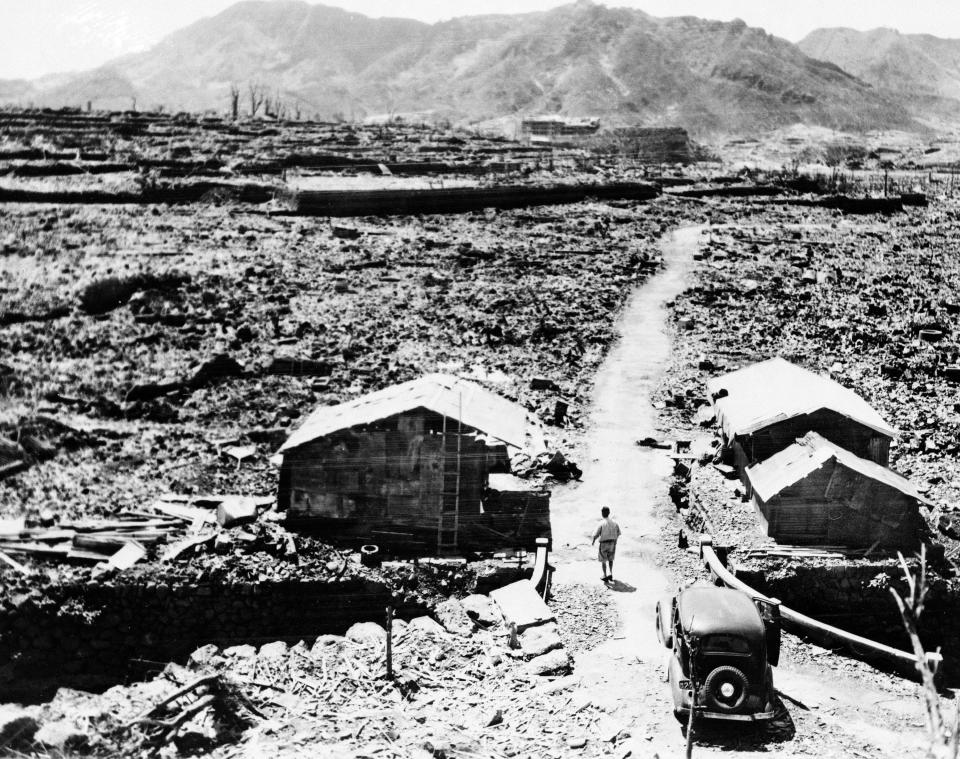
{"left": 3, "top": 0, "right": 919, "bottom": 137}
{"left": 799, "top": 27, "right": 960, "bottom": 118}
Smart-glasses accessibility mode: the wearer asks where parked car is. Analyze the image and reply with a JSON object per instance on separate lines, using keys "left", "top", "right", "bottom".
{"left": 656, "top": 585, "right": 780, "bottom": 722}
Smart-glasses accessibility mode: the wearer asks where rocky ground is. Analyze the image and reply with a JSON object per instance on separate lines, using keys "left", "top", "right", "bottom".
{"left": 0, "top": 195, "right": 684, "bottom": 528}
{"left": 655, "top": 200, "right": 960, "bottom": 552}
{"left": 2, "top": 111, "right": 958, "bottom": 757}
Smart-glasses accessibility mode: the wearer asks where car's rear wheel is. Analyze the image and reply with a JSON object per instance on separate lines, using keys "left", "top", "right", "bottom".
{"left": 702, "top": 665, "right": 749, "bottom": 712}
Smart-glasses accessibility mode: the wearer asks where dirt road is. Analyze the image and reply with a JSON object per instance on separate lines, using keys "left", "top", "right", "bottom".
{"left": 548, "top": 226, "right": 931, "bottom": 757}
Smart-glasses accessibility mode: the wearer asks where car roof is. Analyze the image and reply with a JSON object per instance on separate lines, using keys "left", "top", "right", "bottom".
{"left": 676, "top": 587, "right": 765, "bottom": 642}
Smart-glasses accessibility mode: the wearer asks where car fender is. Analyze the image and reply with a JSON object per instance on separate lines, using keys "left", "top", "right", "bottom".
{"left": 655, "top": 595, "right": 674, "bottom": 649}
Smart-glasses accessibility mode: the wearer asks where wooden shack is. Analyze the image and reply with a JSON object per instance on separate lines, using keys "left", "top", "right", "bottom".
{"left": 277, "top": 374, "right": 550, "bottom": 553}
{"left": 745, "top": 433, "right": 930, "bottom": 548}
{"left": 706, "top": 358, "right": 895, "bottom": 481}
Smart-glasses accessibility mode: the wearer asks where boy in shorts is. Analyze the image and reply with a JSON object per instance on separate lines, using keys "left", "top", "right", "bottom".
{"left": 591, "top": 506, "right": 621, "bottom": 582}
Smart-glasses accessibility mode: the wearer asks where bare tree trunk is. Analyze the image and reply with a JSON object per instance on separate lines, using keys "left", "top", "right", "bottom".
{"left": 248, "top": 82, "right": 264, "bottom": 117}
{"left": 891, "top": 547, "right": 959, "bottom": 758}
{"left": 229, "top": 84, "right": 240, "bottom": 120}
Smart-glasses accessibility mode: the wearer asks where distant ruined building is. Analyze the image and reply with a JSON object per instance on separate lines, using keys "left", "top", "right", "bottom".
{"left": 520, "top": 117, "right": 693, "bottom": 165}
{"left": 520, "top": 116, "right": 601, "bottom": 143}
{"left": 588, "top": 126, "right": 694, "bottom": 165}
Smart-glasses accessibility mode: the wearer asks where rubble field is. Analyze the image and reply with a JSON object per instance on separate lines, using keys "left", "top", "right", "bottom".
{"left": 5, "top": 109, "right": 959, "bottom": 756}
{"left": 655, "top": 198, "right": 960, "bottom": 677}
{"left": 659, "top": 201, "right": 960, "bottom": 519}
{"left": 0, "top": 593, "right": 608, "bottom": 757}
{"left": 0, "top": 194, "right": 680, "bottom": 525}
{"left": 0, "top": 115, "right": 676, "bottom": 753}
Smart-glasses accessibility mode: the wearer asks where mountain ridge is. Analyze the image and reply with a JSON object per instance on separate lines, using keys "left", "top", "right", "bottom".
{"left": 799, "top": 26, "right": 960, "bottom": 112}
{"left": 2, "top": 1, "right": 920, "bottom": 137}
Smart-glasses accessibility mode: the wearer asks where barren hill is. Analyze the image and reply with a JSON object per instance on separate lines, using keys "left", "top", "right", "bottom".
{"left": 5, "top": 0, "right": 918, "bottom": 137}
{"left": 799, "top": 27, "right": 960, "bottom": 119}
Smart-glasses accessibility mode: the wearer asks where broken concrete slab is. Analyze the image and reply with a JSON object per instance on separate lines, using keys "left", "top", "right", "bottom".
{"left": 188, "top": 643, "right": 221, "bottom": 669}
{"left": 258, "top": 641, "right": 288, "bottom": 660}
{"left": 310, "top": 635, "right": 350, "bottom": 658}
{"left": 524, "top": 648, "right": 573, "bottom": 676}
{"left": 222, "top": 644, "right": 256, "bottom": 660}
{"left": 217, "top": 496, "right": 258, "bottom": 528}
{"left": 489, "top": 579, "right": 554, "bottom": 632}
{"left": 543, "top": 674, "right": 580, "bottom": 694}
{"left": 346, "top": 622, "right": 387, "bottom": 646}
{"left": 462, "top": 593, "right": 502, "bottom": 626}
{"left": 596, "top": 715, "right": 629, "bottom": 743}
{"left": 33, "top": 719, "right": 89, "bottom": 751}
{"left": 519, "top": 621, "right": 563, "bottom": 658}
{"left": 433, "top": 598, "right": 475, "bottom": 636}
{"left": 407, "top": 616, "right": 447, "bottom": 637}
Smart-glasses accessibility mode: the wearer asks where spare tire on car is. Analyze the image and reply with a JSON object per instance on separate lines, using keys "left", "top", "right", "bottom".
{"left": 703, "top": 665, "right": 749, "bottom": 712}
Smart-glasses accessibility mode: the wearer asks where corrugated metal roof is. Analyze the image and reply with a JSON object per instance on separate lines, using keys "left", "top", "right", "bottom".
{"left": 746, "top": 432, "right": 932, "bottom": 506}
{"left": 279, "top": 373, "right": 542, "bottom": 453}
{"left": 706, "top": 357, "right": 896, "bottom": 439}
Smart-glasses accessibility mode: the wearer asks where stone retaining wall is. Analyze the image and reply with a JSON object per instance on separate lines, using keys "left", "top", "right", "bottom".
{"left": 736, "top": 560, "right": 960, "bottom": 681}
{"left": 0, "top": 576, "right": 422, "bottom": 701}
{"left": 0, "top": 558, "right": 529, "bottom": 701}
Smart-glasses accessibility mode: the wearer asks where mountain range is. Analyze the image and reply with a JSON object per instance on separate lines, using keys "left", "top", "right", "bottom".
{"left": 2, "top": 1, "right": 957, "bottom": 137}
{"left": 799, "top": 27, "right": 960, "bottom": 121}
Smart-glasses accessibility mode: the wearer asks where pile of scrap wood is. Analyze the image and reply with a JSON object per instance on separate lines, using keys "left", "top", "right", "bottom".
{"left": 0, "top": 494, "right": 274, "bottom": 574}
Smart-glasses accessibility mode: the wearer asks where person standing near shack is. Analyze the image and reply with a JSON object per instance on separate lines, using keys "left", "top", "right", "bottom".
{"left": 591, "top": 506, "right": 621, "bottom": 583}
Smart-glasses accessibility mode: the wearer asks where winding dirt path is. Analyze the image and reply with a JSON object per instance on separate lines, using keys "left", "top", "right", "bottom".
{"left": 548, "top": 226, "right": 930, "bottom": 757}
{"left": 549, "top": 226, "right": 701, "bottom": 752}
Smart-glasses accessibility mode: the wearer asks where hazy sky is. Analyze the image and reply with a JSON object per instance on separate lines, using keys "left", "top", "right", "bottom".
{"left": 2, "top": 0, "right": 960, "bottom": 80}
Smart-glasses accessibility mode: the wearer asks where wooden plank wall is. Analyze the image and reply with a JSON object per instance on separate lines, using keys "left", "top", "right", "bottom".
{"left": 277, "top": 410, "right": 548, "bottom": 550}
{"left": 757, "top": 460, "right": 920, "bottom": 548}
{"left": 752, "top": 409, "right": 890, "bottom": 466}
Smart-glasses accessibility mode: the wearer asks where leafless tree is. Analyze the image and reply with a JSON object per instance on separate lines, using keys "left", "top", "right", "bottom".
{"left": 247, "top": 82, "right": 265, "bottom": 118}
{"left": 891, "top": 546, "right": 959, "bottom": 759}
{"left": 274, "top": 89, "right": 288, "bottom": 121}
{"left": 229, "top": 84, "right": 240, "bottom": 120}
{"left": 264, "top": 88, "right": 288, "bottom": 120}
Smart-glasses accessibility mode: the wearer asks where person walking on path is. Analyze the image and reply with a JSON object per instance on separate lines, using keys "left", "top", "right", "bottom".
{"left": 591, "top": 506, "right": 621, "bottom": 582}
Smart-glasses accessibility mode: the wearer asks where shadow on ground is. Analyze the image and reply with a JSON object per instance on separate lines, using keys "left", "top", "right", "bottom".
{"left": 681, "top": 697, "right": 796, "bottom": 751}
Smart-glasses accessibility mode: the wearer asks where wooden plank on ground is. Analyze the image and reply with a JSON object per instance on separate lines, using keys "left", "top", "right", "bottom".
{"left": 107, "top": 541, "right": 147, "bottom": 570}
{"left": 0, "top": 517, "right": 26, "bottom": 537}
{"left": 162, "top": 532, "right": 216, "bottom": 561}
{"left": 0, "top": 549, "right": 29, "bottom": 574}
{"left": 152, "top": 501, "right": 217, "bottom": 523}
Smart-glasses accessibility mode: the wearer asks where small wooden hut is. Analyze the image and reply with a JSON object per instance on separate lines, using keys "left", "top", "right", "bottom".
{"left": 707, "top": 358, "right": 895, "bottom": 479}
{"left": 277, "top": 374, "right": 550, "bottom": 553}
{"left": 745, "top": 432, "right": 930, "bottom": 548}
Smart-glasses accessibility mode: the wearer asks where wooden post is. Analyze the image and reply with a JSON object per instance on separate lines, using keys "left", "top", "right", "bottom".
{"left": 385, "top": 605, "right": 394, "bottom": 680}
{"left": 686, "top": 635, "right": 700, "bottom": 759}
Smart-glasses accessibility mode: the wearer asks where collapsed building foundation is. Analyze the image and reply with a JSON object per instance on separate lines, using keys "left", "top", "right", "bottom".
{"left": 735, "top": 559, "right": 960, "bottom": 681}
{"left": 0, "top": 559, "right": 526, "bottom": 702}
{"left": 284, "top": 181, "right": 659, "bottom": 216}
